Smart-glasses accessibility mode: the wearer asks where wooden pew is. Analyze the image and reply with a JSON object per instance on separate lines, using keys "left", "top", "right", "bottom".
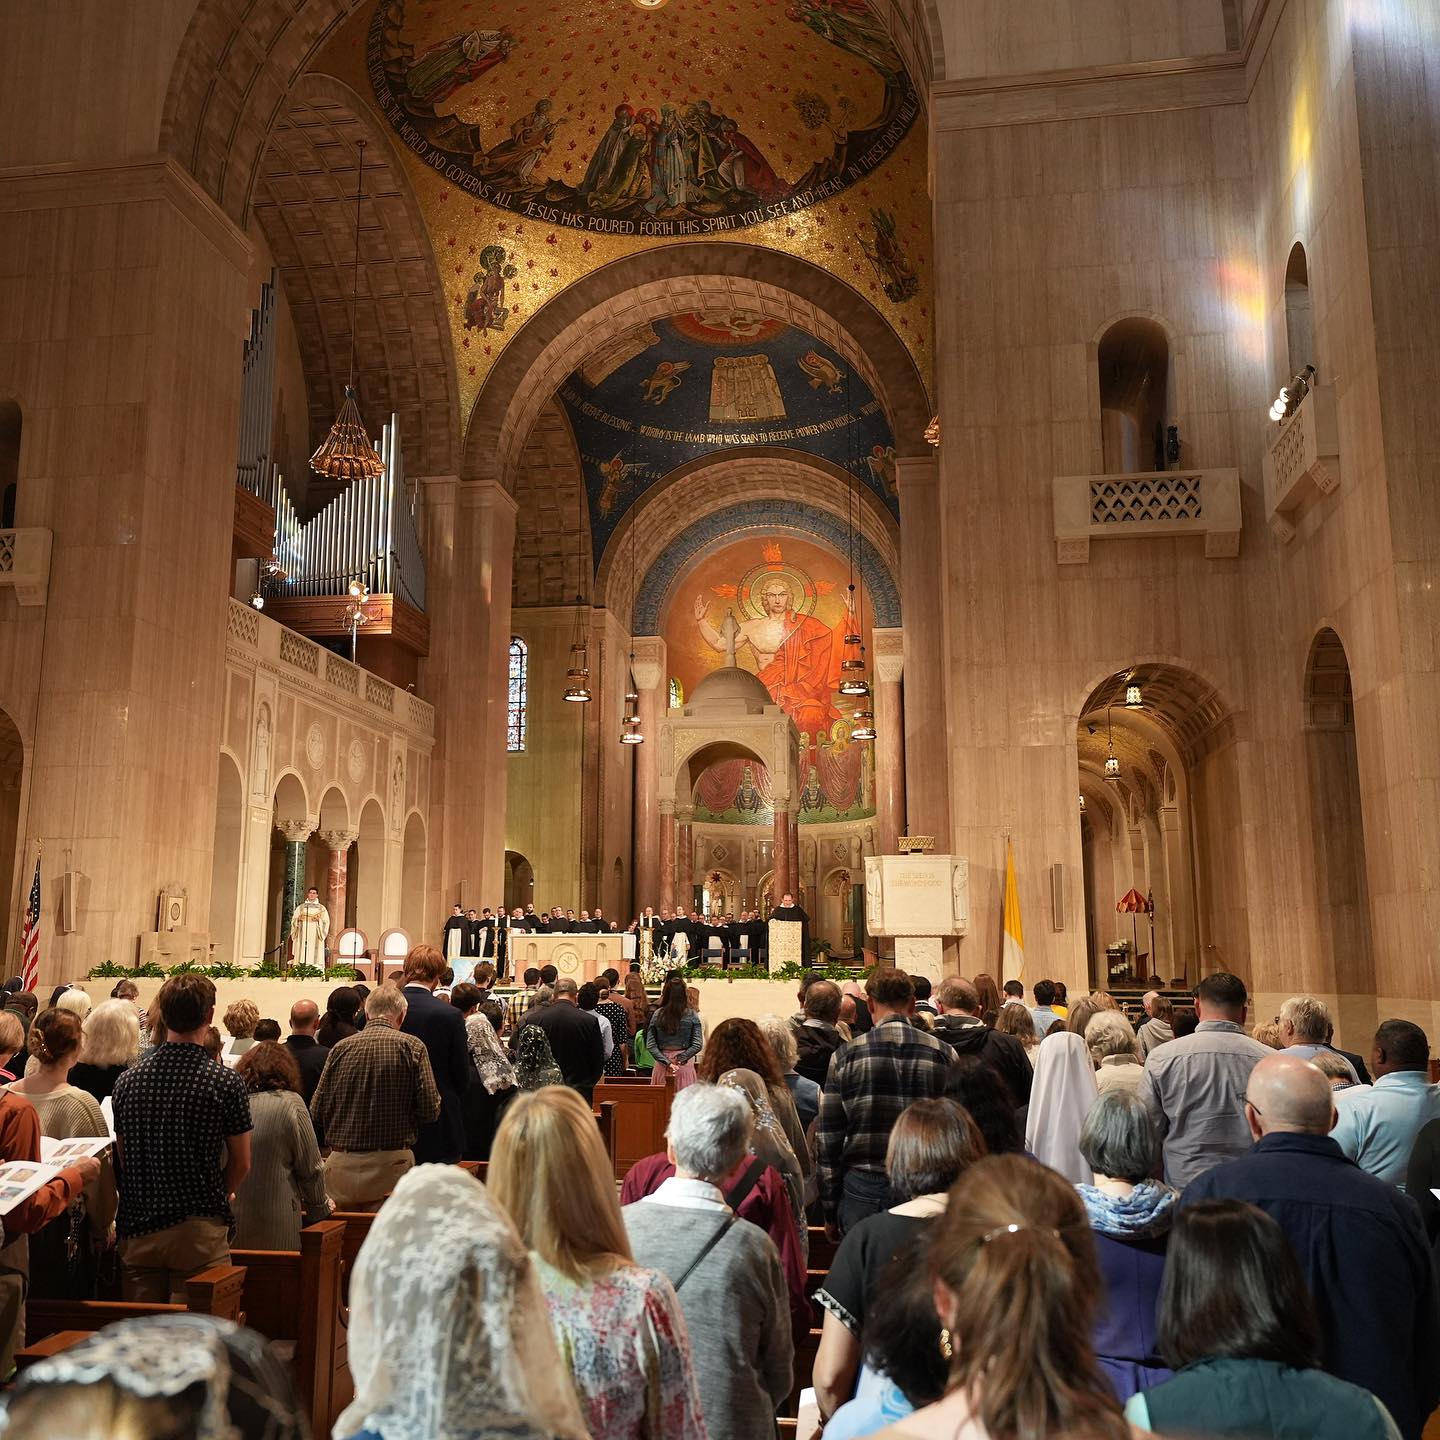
{"left": 594, "top": 1076, "right": 674, "bottom": 1178}
{"left": 807, "top": 1226, "right": 837, "bottom": 1270}
{"left": 595, "top": 1099, "right": 616, "bottom": 1168}
{"left": 231, "top": 1220, "right": 347, "bottom": 1436}
{"left": 13, "top": 1330, "right": 93, "bottom": 1373}
{"left": 25, "top": 1263, "right": 246, "bottom": 1346}
{"left": 785, "top": 1326, "right": 823, "bottom": 1416}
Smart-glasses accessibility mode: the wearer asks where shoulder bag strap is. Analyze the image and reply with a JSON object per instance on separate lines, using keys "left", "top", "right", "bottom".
{"left": 672, "top": 1213, "right": 734, "bottom": 1293}
{"left": 723, "top": 1155, "right": 768, "bottom": 1212}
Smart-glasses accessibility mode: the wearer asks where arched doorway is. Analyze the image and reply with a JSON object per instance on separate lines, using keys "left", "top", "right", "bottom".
{"left": 1303, "top": 629, "right": 1374, "bottom": 1026}
{"left": 401, "top": 813, "right": 427, "bottom": 940}
{"left": 504, "top": 850, "right": 534, "bottom": 914}
{"left": 268, "top": 772, "right": 311, "bottom": 959}
{"left": 702, "top": 868, "right": 738, "bottom": 919}
{"left": 1075, "top": 664, "right": 1235, "bottom": 989}
{"left": 0, "top": 708, "right": 23, "bottom": 971}
{"left": 207, "top": 754, "right": 244, "bottom": 966}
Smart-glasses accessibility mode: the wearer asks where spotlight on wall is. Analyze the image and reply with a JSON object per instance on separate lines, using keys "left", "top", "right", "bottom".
{"left": 1268, "top": 364, "right": 1316, "bottom": 424}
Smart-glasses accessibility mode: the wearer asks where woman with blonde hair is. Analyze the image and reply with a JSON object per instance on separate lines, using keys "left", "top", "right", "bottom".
{"left": 55, "top": 988, "right": 93, "bottom": 1024}
{"left": 1087, "top": 1010, "right": 1144, "bottom": 1095}
{"left": 872, "top": 1155, "right": 1132, "bottom": 1440}
{"left": 71, "top": 998, "right": 141, "bottom": 1101}
{"left": 220, "top": 998, "right": 259, "bottom": 1061}
{"left": 490, "top": 1086, "right": 705, "bottom": 1438}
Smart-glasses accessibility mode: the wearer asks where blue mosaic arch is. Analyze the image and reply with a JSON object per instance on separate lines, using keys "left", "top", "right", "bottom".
{"left": 631, "top": 499, "right": 901, "bottom": 635}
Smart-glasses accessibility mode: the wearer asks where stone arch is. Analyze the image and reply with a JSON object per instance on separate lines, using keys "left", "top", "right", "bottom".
{"left": 250, "top": 72, "right": 462, "bottom": 493}
{"left": 599, "top": 450, "right": 901, "bottom": 632}
{"left": 464, "top": 244, "right": 933, "bottom": 490}
{"left": 208, "top": 752, "right": 245, "bottom": 967}
{"left": 401, "top": 810, "right": 427, "bottom": 938}
{"left": 356, "top": 795, "right": 386, "bottom": 946}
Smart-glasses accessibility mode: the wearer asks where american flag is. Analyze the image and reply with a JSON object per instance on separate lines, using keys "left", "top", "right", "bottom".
{"left": 19, "top": 855, "right": 39, "bottom": 993}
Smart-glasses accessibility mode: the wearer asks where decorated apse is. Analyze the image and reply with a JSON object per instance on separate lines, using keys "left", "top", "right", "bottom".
{"left": 561, "top": 311, "right": 898, "bottom": 552}
{"left": 316, "top": 0, "right": 932, "bottom": 427}
{"left": 666, "top": 535, "right": 876, "bottom": 825}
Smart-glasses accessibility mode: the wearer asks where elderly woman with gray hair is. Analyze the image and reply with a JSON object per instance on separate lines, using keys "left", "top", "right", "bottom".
{"left": 623, "top": 1081, "right": 794, "bottom": 1439}
{"left": 1075, "top": 1088, "right": 1178, "bottom": 1402}
{"left": 1087, "top": 1010, "right": 1144, "bottom": 1095}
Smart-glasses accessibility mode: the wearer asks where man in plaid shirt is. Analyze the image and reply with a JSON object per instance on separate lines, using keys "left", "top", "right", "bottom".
{"left": 508, "top": 964, "right": 558, "bottom": 1030}
{"left": 815, "top": 969, "right": 956, "bottom": 1236}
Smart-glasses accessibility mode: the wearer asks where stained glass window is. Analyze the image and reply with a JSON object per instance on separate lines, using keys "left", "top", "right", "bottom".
{"left": 507, "top": 637, "right": 528, "bottom": 751}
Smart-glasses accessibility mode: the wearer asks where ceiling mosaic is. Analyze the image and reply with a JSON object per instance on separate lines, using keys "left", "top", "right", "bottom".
{"left": 315, "top": 0, "right": 933, "bottom": 435}
{"left": 558, "top": 312, "right": 898, "bottom": 557}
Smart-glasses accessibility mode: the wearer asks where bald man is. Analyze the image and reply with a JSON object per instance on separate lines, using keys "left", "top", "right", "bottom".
{"left": 284, "top": 998, "right": 329, "bottom": 1104}
{"left": 1184, "top": 1054, "right": 1439, "bottom": 1440}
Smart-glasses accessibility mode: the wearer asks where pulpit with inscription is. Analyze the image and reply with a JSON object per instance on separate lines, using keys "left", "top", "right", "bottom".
{"left": 767, "top": 920, "right": 803, "bottom": 974}
{"left": 863, "top": 854, "right": 969, "bottom": 979}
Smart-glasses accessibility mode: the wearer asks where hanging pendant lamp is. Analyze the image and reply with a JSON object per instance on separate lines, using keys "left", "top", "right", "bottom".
{"left": 311, "top": 140, "right": 383, "bottom": 482}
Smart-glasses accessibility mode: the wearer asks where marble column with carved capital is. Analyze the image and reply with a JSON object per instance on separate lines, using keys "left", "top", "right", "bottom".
{"left": 676, "top": 805, "right": 695, "bottom": 914}
{"left": 660, "top": 802, "right": 676, "bottom": 914}
{"left": 278, "top": 819, "right": 315, "bottom": 952}
{"left": 871, "top": 627, "right": 906, "bottom": 854}
{"left": 319, "top": 828, "right": 359, "bottom": 951}
{"left": 772, "top": 805, "right": 790, "bottom": 903}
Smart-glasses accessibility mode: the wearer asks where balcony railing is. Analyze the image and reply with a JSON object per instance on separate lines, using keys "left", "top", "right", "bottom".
{"left": 0, "top": 529, "right": 52, "bottom": 606}
{"left": 1052, "top": 469, "right": 1241, "bottom": 563}
{"left": 1262, "top": 384, "right": 1340, "bottom": 542}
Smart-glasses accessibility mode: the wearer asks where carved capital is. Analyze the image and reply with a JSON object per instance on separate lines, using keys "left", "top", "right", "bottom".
{"left": 872, "top": 627, "right": 904, "bottom": 684}
{"left": 279, "top": 819, "right": 314, "bottom": 844}
{"left": 319, "top": 828, "right": 359, "bottom": 852}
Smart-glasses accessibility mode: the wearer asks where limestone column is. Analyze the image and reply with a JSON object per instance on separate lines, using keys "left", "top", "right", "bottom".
{"left": 677, "top": 806, "right": 695, "bottom": 913}
{"left": 320, "top": 829, "right": 358, "bottom": 949}
{"left": 871, "top": 628, "right": 906, "bottom": 853}
{"left": 660, "top": 804, "right": 676, "bottom": 912}
{"left": 896, "top": 455, "right": 951, "bottom": 848}
{"left": 772, "top": 807, "right": 789, "bottom": 902}
{"left": 0, "top": 161, "right": 252, "bottom": 979}
{"left": 421, "top": 476, "right": 517, "bottom": 924}
{"left": 1159, "top": 803, "right": 1195, "bottom": 985}
{"left": 238, "top": 801, "right": 273, "bottom": 968}
{"left": 279, "top": 820, "right": 314, "bottom": 960}
{"left": 630, "top": 638, "right": 667, "bottom": 908}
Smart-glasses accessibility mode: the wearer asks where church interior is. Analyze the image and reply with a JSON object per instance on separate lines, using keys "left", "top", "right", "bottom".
{"left": 0, "top": 0, "right": 1436, "bottom": 1048}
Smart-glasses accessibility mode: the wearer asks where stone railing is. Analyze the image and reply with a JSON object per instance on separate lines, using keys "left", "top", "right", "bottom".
{"left": 1262, "top": 384, "right": 1341, "bottom": 541}
{"left": 1053, "top": 469, "right": 1241, "bottom": 563}
{"left": 226, "top": 597, "right": 434, "bottom": 740}
{"left": 0, "top": 528, "right": 52, "bottom": 606}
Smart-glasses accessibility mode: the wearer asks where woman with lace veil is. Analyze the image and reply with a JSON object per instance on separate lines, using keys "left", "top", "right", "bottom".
{"left": 514, "top": 1022, "right": 564, "bottom": 1091}
{"left": 718, "top": 1066, "right": 809, "bottom": 1259}
{"left": 490, "top": 1086, "right": 707, "bottom": 1439}
{"left": 335, "top": 1164, "right": 589, "bottom": 1440}
{"left": 0, "top": 1312, "right": 307, "bottom": 1440}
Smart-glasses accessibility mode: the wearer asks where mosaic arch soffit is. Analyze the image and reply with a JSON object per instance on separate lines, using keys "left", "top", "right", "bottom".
{"left": 251, "top": 72, "right": 463, "bottom": 489}
{"left": 160, "top": 0, "right": 941, "bottom": 228}
{"left": 563, "top": 314, "right": 899, "bottom": 556}
{"left": 466, "top": 242, "right": 932, "bottom": 494}
{"left": 301, "top": 0, "right": 934, "bottom": 448}
{"left": 630, "top": 497, "right": 900, "bottom": 634}
{"left": 597, "top": 447, "right": 899, "bottom": 622}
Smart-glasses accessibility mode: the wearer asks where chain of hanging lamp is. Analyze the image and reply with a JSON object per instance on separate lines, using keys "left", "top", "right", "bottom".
{"left": 842, "top": 367, "right": 876, "bottom": 740}
{"left": 620, "top": 431, "right": 643, "bottom": 742}
{"left": 310, "top": 139, "right": 385, "bottom": 482}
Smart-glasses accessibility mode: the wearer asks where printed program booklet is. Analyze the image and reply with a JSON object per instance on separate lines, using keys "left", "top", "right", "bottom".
{"left": 0, "top": 1137, "right": 110, "bottom": 1217}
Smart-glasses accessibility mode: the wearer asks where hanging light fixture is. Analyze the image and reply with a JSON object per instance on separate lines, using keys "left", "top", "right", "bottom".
{"left": 619, "top": 431, "right": 643, "bottom": 741}
{"left": 851, "top": 703, "right": 877, "bottom": 741}
{"left": 1104, "top": 705, "right": 1121, "bottom": 777}
{"left": 1078, "top": 792, "right": 1086, "bottom": 811}
{"left": 564, "top": 480, "right": 592, "bottom": 701}
{"left": 1124, "top": 673, "right": 1143, "bottom": 708}
{"left": 311, "top": 139, "right": 384, "bottom": 482}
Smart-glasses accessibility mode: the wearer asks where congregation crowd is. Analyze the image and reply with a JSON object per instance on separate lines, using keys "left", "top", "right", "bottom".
{"left": 0, "top": 957, "right": 1434, "bottom": 1440}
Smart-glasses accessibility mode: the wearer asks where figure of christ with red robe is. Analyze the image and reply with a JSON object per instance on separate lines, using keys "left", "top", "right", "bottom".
{"left": 758, "top": 607, "right": 845, "bottom": 754}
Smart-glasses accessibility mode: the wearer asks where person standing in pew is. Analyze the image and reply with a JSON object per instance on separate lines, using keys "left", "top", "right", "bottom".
{"left": 310, "top": 985, "right": 440, "bottom": 1212}
{"left": 0, "top": 1011, "right": 101, "bottom": 1377}
{"left": 111, "top": 974, "right": 251, "bottom": 1305}
{"left": 398, "top": 944, "right": 473, "bottom": 1165}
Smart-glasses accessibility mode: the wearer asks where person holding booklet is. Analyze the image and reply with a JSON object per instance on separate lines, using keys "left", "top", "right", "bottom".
{"left": 3, "top": 1008, "right": 116, "bottom": 1300}
{"left": 0, "top": 1010, "right": 101, "bottom": 1378}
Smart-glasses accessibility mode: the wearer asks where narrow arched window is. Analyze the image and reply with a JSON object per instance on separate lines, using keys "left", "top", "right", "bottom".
{"left": 507, "top": 637, "right": 528, "bottom": 751}
{"left": 0, "top": 400, "right": 21, "bottom": 529}
{"left": 668, "top": 677, "right": 684, "bottom": 709}
{"left": 1284, "top": 242, "right": 1314, "bottom": 378}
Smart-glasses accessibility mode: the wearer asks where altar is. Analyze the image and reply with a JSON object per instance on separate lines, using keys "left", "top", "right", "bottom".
{"left": 507, "top": 931, "right": 628, "bottom": 983}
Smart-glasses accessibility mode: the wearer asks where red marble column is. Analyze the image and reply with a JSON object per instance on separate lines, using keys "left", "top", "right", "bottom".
{"left": 772, "top": 806, "right": 790, "bottom": 902}
{"left": 660, "top": 807, "right": 676, "bottom": 913}
{"left": 786, "top": 811, "right": 801, "bottom": 905}
{"left": 319, "top": 829, "right": 357, "bottom": 955}
{"left": 677, "top": 810, "right": 694, "bottom": 913}
{"left": 872, "top": 629, "right": 906, "bottom": 854}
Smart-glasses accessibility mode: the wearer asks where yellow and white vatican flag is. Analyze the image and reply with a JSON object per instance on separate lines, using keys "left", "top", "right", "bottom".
{"left": 1002, "top": 840, "right": 1025, "bottom": 979}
